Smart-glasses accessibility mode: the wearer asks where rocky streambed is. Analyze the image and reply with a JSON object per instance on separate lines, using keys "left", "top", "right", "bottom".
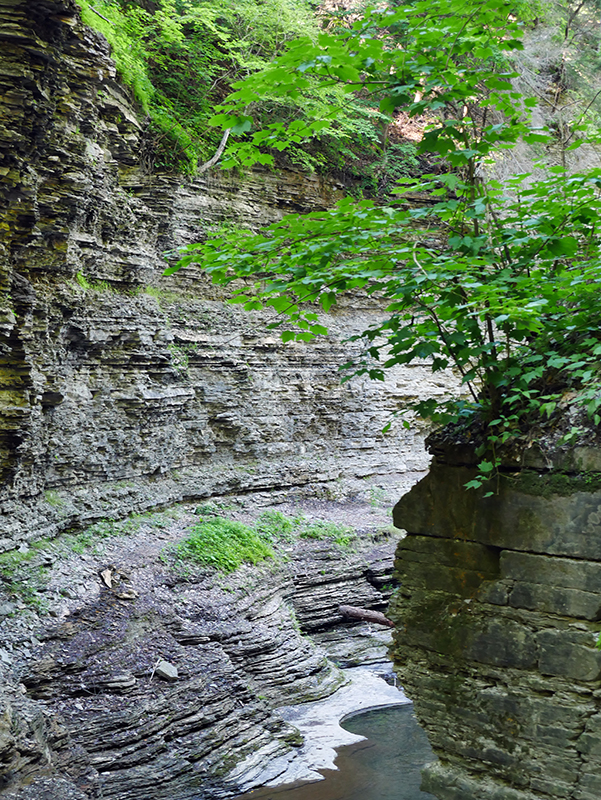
{"left": 0, "top": 494, "right": 404, "bottom": 799}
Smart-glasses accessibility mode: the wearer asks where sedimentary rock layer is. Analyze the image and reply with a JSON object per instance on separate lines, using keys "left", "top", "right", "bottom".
{"left": 0, "top": 0, "right": 449, "bottom": 547}
{"left": 0, "top": 508, "right": 397, "bottom": 798}
{"left": 389, "top": 444, "right": 601, "bottom": 800}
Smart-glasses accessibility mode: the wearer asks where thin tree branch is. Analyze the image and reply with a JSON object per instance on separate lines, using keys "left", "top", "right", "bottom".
{"left": 198, "top": 128, "right": 232, "bottom": 174}
{"left": 89, "top": 5, "right": 111, "bottom": 23}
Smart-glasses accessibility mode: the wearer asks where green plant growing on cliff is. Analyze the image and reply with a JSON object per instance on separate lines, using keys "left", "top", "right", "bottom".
{"left": 168, "top": 342, "right": 198, "bottom": 375}
{"left": 167, "top": 0, "right": 601, "bottom": 489}
{"left": 44, "top": 490, "right": 64, "bottom": 508}
{"left": 144, "top": 286, "right": 185, "bottom": 307}
{"left": 75, "top": 272, "right": 113, "bottom": 293}
{"left": 175, "top": 517, "right": 274, "bottom": 572}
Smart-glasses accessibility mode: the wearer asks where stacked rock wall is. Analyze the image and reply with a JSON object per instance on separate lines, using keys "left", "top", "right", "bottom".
{"left": 0, "top": 0, "right": 453, "bottom": 547}
{"left": 389, "top": 444, "right": 601, "bottom": 800}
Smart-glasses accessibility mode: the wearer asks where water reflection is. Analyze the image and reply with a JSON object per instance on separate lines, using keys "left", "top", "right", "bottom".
{"left": 234, "top": 705, "right": 435, "bottom": 800}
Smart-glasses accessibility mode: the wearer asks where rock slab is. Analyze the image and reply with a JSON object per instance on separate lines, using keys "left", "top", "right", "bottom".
{"left": 389, "top": 444, "right": 601, "bottom": 800}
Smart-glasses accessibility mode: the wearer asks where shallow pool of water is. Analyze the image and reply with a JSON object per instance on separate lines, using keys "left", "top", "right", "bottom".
{"left": 233, "top": 704, "right": 436, "bottom": 800}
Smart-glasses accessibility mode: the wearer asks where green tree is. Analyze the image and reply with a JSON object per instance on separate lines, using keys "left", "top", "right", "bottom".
{"left": 168, "top": 0, "right": 601, "bottom": 485}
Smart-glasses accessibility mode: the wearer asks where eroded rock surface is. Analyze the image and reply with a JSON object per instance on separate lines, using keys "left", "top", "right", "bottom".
{"left": 0, "top": 0, "right": 453, "bottom": 547}
{"left": 389, "top": 443, "right": 601, "bottom": 800}
{"left": 0, "top": 498, "right": 400, "bottom": 798}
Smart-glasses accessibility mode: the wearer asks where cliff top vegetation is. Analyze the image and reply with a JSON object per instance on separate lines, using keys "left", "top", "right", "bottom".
{"left": 77, "top": 0, "right": 424, "bottom": 190}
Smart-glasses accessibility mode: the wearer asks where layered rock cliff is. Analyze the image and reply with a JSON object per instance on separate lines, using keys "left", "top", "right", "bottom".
{"left": 0, "top": 5, "right": 423, "bottom": 795}
{"left": 0, "top": 0, "right": 449, "bottom": 549}
{"left": 389, "top": 442, "right": 601, "bottom": 800}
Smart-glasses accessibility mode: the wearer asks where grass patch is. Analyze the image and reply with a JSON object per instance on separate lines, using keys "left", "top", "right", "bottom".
{"left": 176, "top": 517, "right": 273, "bottom": 573}
{"left": 253, "top": 509, "right": 355, "bottom": 547}
{"left": 171, "top": 508, "right": 357, "bottom": 574}
{"left": 254, "top": 509, "right": 303, "bottom": 542}
{"left": 64, "top": 519, "right": 119, "bottom": 554}
{"left": 194, "top": 500, "right": 237, "bottom": 518}
{"left": 64, "top": 507, "right": 183, "bottom": 554}
{"left": 298, "top": 520, "right": 354, "bottom": 546}
{"left": 0, "top": 540, "right": 54, "bottom": 611}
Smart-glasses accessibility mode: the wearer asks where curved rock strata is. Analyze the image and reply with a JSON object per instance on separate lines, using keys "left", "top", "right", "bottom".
{"left": 227, "top": 662, "right": 409, "bottom": 794}
{"left": 0, "top": 501, "right": 400, "bottom": 798}
{"left": 389, "top": 443, "right": 601, "bottom": 800}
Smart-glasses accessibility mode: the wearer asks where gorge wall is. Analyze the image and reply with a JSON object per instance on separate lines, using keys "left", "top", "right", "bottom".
{"left": 0, "top": 6, "right": 428, "bottom": 797}
{"left": 0, "top": 0, "right": 451, "bottom": 550}
{"left": 389, "top": 443, "right": 601, "bottom": 800}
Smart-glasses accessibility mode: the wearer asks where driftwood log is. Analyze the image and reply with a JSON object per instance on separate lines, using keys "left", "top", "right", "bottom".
{"left": 339, "top": 605, "right": 395, "bottom": 628}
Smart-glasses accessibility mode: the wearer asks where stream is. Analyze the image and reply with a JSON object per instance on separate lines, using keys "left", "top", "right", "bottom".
{"left": 233, "top": 704, "right": 436, "bottom": 800}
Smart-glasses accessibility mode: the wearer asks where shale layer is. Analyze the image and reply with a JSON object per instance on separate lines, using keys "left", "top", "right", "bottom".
{"left": 1, "top": 500, "right": 398, "bottom": 799}
{"left": 0, "top": 0, "right": 447, "bottom": 547}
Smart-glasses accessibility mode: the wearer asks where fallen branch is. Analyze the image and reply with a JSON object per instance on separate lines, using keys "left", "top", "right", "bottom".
{"left": 339, "top": 605, "right": 394, "bottom": 628}
{"left": 89, "top": 5, "right": 112, "bottom": 24}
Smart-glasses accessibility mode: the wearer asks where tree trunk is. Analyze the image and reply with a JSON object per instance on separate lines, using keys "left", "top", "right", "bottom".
{"left": 339, "top": 605, "right": 394, "bottom": 628}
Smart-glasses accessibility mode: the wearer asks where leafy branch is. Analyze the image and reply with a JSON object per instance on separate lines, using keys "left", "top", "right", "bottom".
{"left": 166, "top": 0, "right": 601, "bottom": 491}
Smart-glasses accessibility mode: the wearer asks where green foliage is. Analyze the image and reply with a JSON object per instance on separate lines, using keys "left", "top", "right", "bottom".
{"left": 0, "top": 541, "right": 53, "bottom": 611}
{"left": 77, "top": 0, "right": 424, "bottom": 182}
{"left": 207, "top": 0, "right": 527, "bottom": 169}
{"left": 0, "top": 509, "right": 186, "bottom": 612}
{"left": 176, "top": 517, "right": 273, "bottom": 572}
{"left": 368, "top": 485, "right": 388, "bottom": 509}
{"left": 172, "top": 508, "right": 356, "bottom": 573}
{"left": 64, "top": 508, "right": 182, "bottom": 554}
{"left": 526, "top": 0, "right": 601, "bottom": 153}
{"left": 78, "top": 0, "right": 154, "bottom": 107}
{"left": 254, "top": 509, "right": 355, "bottom": 545}
{"left": 44, "top": 490, "right": 64, "bottom": 507}
{"left": 144, "top": 286, "right": 185, "bottom": 306}
{"left": 168, "top": 342, "right": 198, "bottom": 374}
{"left": 363, "top": 142, "right": 422, "bottom": 198}
{"left": 77, "top": 0, "right": 322, "bottom": 172}
{"left": 254, "top": 509, "right": 302, "bottom": 541}
{"left": 65, "top": 519, "right": 118, "bottom": 554}
{"left": 170, "top": 0, "right": 601, "bottom": 491}
{"left": 76, "top": 272, "right": 113, "bottom": 292}
{"left": 194, "top": 500, "right": 236, "bottom": 518}
{"left": 298, "top": 520, "right": 355, "bottom": 546}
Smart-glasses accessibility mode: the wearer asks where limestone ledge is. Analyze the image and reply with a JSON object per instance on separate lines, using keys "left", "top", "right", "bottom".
{"left": 389, "top": 447, "right": 601, "bottom": 800}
